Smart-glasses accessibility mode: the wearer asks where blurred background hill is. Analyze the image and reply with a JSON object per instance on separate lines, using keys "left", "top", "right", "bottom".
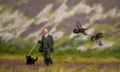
{"left": 0, "top": 0, "right": 120, "bottom": 55}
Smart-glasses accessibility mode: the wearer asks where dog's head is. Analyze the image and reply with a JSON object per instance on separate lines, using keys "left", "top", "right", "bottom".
{"left": 26, "top": 55, "right": 38, "bottom": 65}
{"left": 26, "top": 55, "right": 32, "bottom": 60}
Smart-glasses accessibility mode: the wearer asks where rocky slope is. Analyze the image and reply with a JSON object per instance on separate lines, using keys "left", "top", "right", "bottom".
{"left": 0, "top": 0, "right": 120, "bottom": 50}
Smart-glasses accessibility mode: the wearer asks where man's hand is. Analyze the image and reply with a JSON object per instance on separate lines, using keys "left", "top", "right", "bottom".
{"left": 38, "top": 40, "right": 41, "bottom": 44}
{"left": 51, "top": 48, "right": 54, "bottom": 53}
{"left": 39, "top": 49, "right": 43, "bottom": 52}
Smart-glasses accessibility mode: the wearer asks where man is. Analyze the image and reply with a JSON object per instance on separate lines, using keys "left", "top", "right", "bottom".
{"left": 39, "top": 28, "right": 54, "bottom": 66}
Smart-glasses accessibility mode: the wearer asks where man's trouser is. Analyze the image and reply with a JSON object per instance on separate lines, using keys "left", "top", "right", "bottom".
{"left": 43, "top": 48, "right": 52, "bottom": 65}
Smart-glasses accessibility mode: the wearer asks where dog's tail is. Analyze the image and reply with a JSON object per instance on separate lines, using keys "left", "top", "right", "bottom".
{"left": 34, "top": 56, "right": 38, "bottom": 61}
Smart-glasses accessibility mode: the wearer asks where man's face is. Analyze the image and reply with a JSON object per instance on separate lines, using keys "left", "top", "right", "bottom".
{"left": 43, "top": 28, "right": 48, "bottom": 35}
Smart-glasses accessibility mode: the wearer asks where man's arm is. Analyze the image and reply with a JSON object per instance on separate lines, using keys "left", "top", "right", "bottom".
{"left": 50, "top": 35, "right": 54, "bottom": 52}
{"left": 38, "top": 36, "right": 44, "bottom": 52}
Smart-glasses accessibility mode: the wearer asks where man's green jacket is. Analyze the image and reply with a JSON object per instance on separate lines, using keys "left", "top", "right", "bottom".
{"left": 39, "top": 35, "right": 54, "bottom": 52}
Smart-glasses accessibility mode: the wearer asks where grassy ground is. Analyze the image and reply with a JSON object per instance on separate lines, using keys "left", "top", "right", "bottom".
{"left": 0, "top": 54, "right": 120, "bottom": 72}
{"left": 0, "top": 37, "right": 120, "bottom": 72}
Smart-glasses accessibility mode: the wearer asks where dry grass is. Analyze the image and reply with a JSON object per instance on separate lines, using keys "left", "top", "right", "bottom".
{"left": 0, "top": 55, "right": 120, "bottom": 72}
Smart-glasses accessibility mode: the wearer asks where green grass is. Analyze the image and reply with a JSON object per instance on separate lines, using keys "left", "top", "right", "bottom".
{"left": 55, "top": 35, "right": 87, "bottom": 50}
{"left": 0, "top": 4, "right": 13, "bottom": 14}
{"left": 19, "top": 0, "right": 28, "bottom": 4}
{"left": 0, "top": 36, "right": 120, "bottom": 58}
{"left": 2, "top": 19, "right": 15, "bottom": 28}
{"left": 0, "top": 37, "right": 120, "bottom": 72}
{"left": 0, "top": 37, "right": 39, "bottom": 55}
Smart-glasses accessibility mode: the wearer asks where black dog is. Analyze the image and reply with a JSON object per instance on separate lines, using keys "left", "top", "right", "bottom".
{"left": 91, "top": 32, "right": 103, "bottom": 46}
{"left": 73, "top": 21, "right": 87, "bottom": 35}
{"left": 26, "top": 56, "right": 38, "bottom": 65}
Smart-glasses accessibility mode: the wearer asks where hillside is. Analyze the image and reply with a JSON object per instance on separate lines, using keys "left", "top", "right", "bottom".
{"left": 0, "top": 0, "right": 120, "bottom": 51}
